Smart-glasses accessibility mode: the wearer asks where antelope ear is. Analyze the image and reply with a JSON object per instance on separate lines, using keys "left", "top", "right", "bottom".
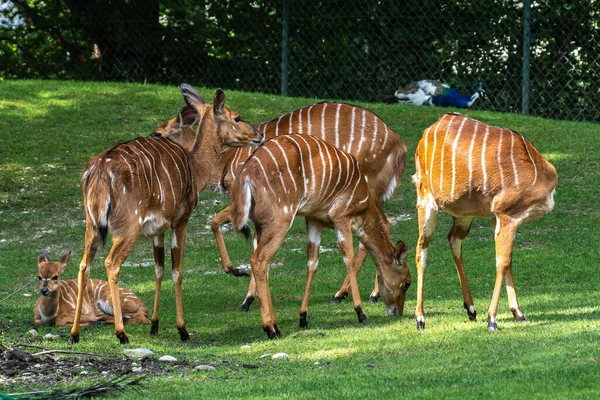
{"left": 394, "top": 241, "right": 408, "bottom": 265}
{"left": 38, "top": 250, "right": 50, "bottom": 264}
{"left": 180, "top": 83, "right": 205, "bottom": 106}
{"left": 178, "top": 105, "right": 200, "bottom": 127}
{"left": 60, "top": 250, "right": 72, "bottom": 267}
{"left": 213, "top": 89, "right": 225, "bottom": 116}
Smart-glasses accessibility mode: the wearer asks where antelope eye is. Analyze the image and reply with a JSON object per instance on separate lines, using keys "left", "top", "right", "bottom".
{"left": 405, "top": 282, "right": 411, "bottom": 289}
{"left": 52, "top": 276, "right": 59, "bottom": 281}
{"left": 234, "top": 115, "right": 241, "bottom": 123}
{"left": 38, "top": 276, "right": 42, "bottom": 280}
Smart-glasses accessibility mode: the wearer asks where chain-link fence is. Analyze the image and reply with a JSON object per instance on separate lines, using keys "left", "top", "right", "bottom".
{"left": 2, "top": 0, "right": 599, "bottom": 122}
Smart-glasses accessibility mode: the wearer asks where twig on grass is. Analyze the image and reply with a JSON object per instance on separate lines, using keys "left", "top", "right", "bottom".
{"left": 14, "top": 344, "right": 102, "bottom": 357}
{"left": 0, "top": 282, "right": 30, "bottom": 304}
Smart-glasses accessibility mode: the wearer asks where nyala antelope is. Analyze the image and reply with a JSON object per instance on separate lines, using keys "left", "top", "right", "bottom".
{"left": 230, "top": 134, "right": 411, "bottom": 338}
{"left": 413, "top": 113, "right": 557, "bottom": 331}
{"left": 35, "top": 250, "right": 150, "bottom": 326}
{"left": 154, "top": 98, "right": 407, "bottom": 310}
{"left": 71, "top": 86, "right": 263, "bottom": 344}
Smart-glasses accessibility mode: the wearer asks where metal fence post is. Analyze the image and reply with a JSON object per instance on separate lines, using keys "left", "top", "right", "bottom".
{"left": 281, "top": 0, "right": 290, "bottom": 96}
{"left": 522, "top": 0, "right": 532, "bottom": 115}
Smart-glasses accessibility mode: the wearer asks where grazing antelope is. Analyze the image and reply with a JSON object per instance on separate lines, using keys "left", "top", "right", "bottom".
{"left": 35, "top": 250, "right": 150, "bottom": 326}
{"left": 230, "top": 134, "right": 411, "bottom": 338}
{"left": 71, "top": 86, "right": 263, "bottom": 344}
{"left": 412, "top": 112, "right": 557, "bottom": 331}
{"left": 154, "top": 99, "right": 407, "bottom": 310}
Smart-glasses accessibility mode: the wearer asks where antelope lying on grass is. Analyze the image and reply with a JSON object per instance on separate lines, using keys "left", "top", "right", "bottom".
{"left": 154, "top": 97, "right": 407, "bottom": 310}
{"left": 413, "top": 112, "right": 557, "bottom": 331}
{"left": 230, "top": 134, "right": 411, "bottom": 338}
{"left": 71, "top": 87, "right": 263, "bottom": 344}
{"left": 35, "top": 250, "right": 150, "bottom": 326}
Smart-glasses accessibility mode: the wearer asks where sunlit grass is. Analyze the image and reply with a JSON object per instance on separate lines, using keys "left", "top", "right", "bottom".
{"left": 1, "top": 80, "right": 599, "bottom": 399}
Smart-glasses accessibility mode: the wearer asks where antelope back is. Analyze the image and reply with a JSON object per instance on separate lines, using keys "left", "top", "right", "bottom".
{"left": 82, "top": 135, "right": 196, "bottom": 239}
{"left": 414, "top": 113, "right": 557, "bottom": 218}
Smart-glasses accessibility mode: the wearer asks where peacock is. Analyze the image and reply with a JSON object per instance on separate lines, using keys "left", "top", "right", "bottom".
{"left": 388, "top": 79, "right": 488, "bottom": 108}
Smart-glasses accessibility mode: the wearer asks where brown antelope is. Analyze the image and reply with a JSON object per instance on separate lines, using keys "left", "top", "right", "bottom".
{"left": 412, "top": 112, "right": 557, "bottom": 331}
{"left": 229, "top": 134, "right": 411, "bottom": 338}
{"left": 35, "top": 250, "right": 150, "bottom": 326}
{"left": 154, "top": 99, "right": 407, "bottom": 310}
{"left": 71, "top": 86, "right": 263, "bottom": 344}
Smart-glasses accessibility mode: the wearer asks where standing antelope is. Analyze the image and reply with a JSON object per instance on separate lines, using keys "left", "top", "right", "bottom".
{"left": 35, "top": 250, "right": 150, "bottom": 326}
{"left": 230, "top": 134, "right": 411, "bottom": 338}
{"left": 154, "top": 99, "right": 407, "bottom": 310}
{"left": 413, "top": 112, "right": 557, "bottom": 331}
{"left": 71, "top": 86, "right": 263, "bottom": 344}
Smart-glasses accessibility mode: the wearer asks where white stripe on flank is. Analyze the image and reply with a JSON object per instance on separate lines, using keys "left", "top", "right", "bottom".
{"left": 263, "top": 146, "right": 288, "bottom": 193}
{"left": 298, "top": 108, "right": 303, "bottom": 134}
{"left": 429, "top": 114, "right": 447, "bottom": 195}
{"left": 124, "top": 146, "right": 151, "bottom": 193}
{"left": 335, "top": 103, "right": 341, "bottom": 148}
{"left": 118, "top": 154, "right": 136, "bottom": 189}
{"left": 349, "top": 107, "right": 356, "bottom": 153}
{"left": 274, "top": 139, "right": 298, "bottom": 193}
{"left": 509, "top": 130, "right": 519, "bottom": 188}
{"left": 307, "top": 105, "right": 314, "bottom": 136}
{"left": 497, "top": 128, "right": 505, "bottom": 190}
{"left": 381, "top": 124, "right": 389, "bottom": 154}
{"left": 521, "top": 134, "right": 538, "bottom": 185}
{"left": 296, "top": 135, "right": 315, "bottom": 192}
{"left": 439, "top": 115, "right": 456, "bottom": 194}
{"left": 369, "top": 115, "right": 378, "bottom": 154}
{"left": 314, "top": 138, "right": 326, "bottom": 192}
{"left": 321, "top": 143, "right": 335, "bottom": 202}
{"left": 286, "top": 136, "right": 307, "bottom": 193}
{"left": 423, "top": 126, "right": 432, "bottom": 175}
{"left": 327, "top": 147, "right": 344, "bottom": 202}
{"left": 468, "top": 122, "right": 479, "bottom": 196}
{"left": 346, "top": 170, "right": 363, "bottom": 208}
{"left": 255, "top": 156, "right": 276, "bottom": 195}
{"left": 481, "top": 125, "right": 491, "bottom": 192}
{"left": 450, "top": 118, "right": 467, "bottom": 200}
{"left": 289, "top": 111, "right": 293, "bottom": 133}
{"left": 136, "top": 140, "right": 164, "bottom": 203}
{"left": 152, "top": 139, "right": 184, "bottom": 194}
{"left": 145, "top": 139, "right": 176, "bottom": 208}
{"left": 275, "top": 115, "right": 283, "bottom": 136}
{"left": 357, "top": 110, "right": 366, "bottom": 155}
{"left": 321, "top": 103, "right": 327, "bottom": 140}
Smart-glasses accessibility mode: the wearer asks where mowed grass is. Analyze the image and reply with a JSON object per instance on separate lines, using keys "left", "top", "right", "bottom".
{"left": 1, "top": 80, "right": 599, "bottom": 399}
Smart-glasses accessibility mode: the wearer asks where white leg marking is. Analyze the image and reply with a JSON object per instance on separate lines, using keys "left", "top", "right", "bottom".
{"left": 171, "top": 231, "right": 178, "bottom": 249}
{"left": 155, "top": 265, "right": 164, "bottom": 279}
{"left": 172, "top": 270, "right": 179, "bottom": 283}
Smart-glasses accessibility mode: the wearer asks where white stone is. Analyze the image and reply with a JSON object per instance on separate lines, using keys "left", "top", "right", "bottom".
{"left": 240, "top": 345, "right": 252, "bottom": 350}
{"left": 194, "top": 364, "right": 216, "bottom": 371}
{"left": 44, "top": 333, "right": 59, "bottom": 339}
{"left": 28, "top": 329, "right": 38, "bottom": 337}
{"left": 159, "top": 355, "right": 177, "bottom": 362}
{"left": 259, "top": 353, "right": 271, "bottom": 359}
{"left": 271, "top": 352, "right": 290, "bottom": 360}
{"left": 123, "top": 348, "right": 154, "bottom": 359}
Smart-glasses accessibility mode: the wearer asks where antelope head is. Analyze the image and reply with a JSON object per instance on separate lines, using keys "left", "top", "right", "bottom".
{"left": 180, "top": 84, "right": 263, "bottom": 148}
{"left": 377, "top": 241, "right": 411, "bottom": 316}
{"left": 37, "top": 250, "right": 71, "bottom": 296}
{"left": 151, "top": 105, "right": 199, "bottom": 150}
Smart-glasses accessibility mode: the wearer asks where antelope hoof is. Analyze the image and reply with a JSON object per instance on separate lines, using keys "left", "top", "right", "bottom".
{"left": 226, "top": 266, "right": 251, "bottom": 277}
{"left": 331, "top": 292, "right": 348, "bottom": 304}
{"left": 369, "top": 294, "right": 380, "bottom": 304}
{"left": 117, "top": 332, "right": 129, "bottom": 345}
{"left": 416, "top": 317, "right": 425, "bottom": 331}
{"left": 355, "top": 306, "right": 368, "bottom": 324}
{"left": 150, "top": 320, "right": 159, "bottom": 336}
{"left": 487, "top": 317, "right": 498, "bottom": 332}
{"left": 241, "top": 296, "right": 255, "bottom": 312}
{"left": 178, "top": 327, "right": 190, "bottom": 342}
{"left": 299, "top": 312, "right": 308, "bottom": 328}
{"left": 464, "top": 302, "right": 477, "bottom": 321}
{"left": 71, "top": 334, "right": 80, "bottom": 344}
{"left": 511, "top": 309, "right": 526, "bottom": 323}
{"left": 264, "top": 325, "right": 281, "bottom": 340}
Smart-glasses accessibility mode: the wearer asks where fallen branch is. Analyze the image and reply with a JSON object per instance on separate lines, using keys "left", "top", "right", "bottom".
{"left": 0, "top": 282, "right": 30, "bottom": 304}
{"left": 32, "top": 349, "right": 102, "bottom": 357}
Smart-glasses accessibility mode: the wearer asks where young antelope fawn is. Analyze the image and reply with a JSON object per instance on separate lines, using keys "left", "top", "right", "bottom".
{"left": 35, "top": 250, "right": 149, "bottom": 326}
{"left": 154, "top": 99, "right": 407, "bottom": 309}
{"left": 71, "top": 86, "right": 263, "bottom": 344}
{"left": 230, "top": 134, "right": 411, "bottom": 338}
{"left": 413, "top": 113, "right": 557, "bottom": 331}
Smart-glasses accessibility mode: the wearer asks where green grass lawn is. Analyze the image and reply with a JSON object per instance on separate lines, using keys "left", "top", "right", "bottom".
{"left": 0, "top": 80, "right": 599, "bottom": 399}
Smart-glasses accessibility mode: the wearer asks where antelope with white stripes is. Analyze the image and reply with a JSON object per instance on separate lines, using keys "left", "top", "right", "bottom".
{"left": 71, "top": 86, "right": 263, "bottom": 344}
{"left": 413, "top": 112, "right": 557, "bottom": 331}
{"left": 35, "top": 250, "right": 150, "bottom": 326}
{"left": 155, "top": 99, "right": 407, "bottom": 310}
{"left": 230, "top": 134, "right": 411, "bottom": 338}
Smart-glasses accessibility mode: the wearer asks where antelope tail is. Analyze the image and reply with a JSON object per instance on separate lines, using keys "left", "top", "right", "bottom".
{"left": 230, "top": 175, "right": 253, "bottom": 240}
{"left": 82, "top": 160, "right": 113, "bottom": 247}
